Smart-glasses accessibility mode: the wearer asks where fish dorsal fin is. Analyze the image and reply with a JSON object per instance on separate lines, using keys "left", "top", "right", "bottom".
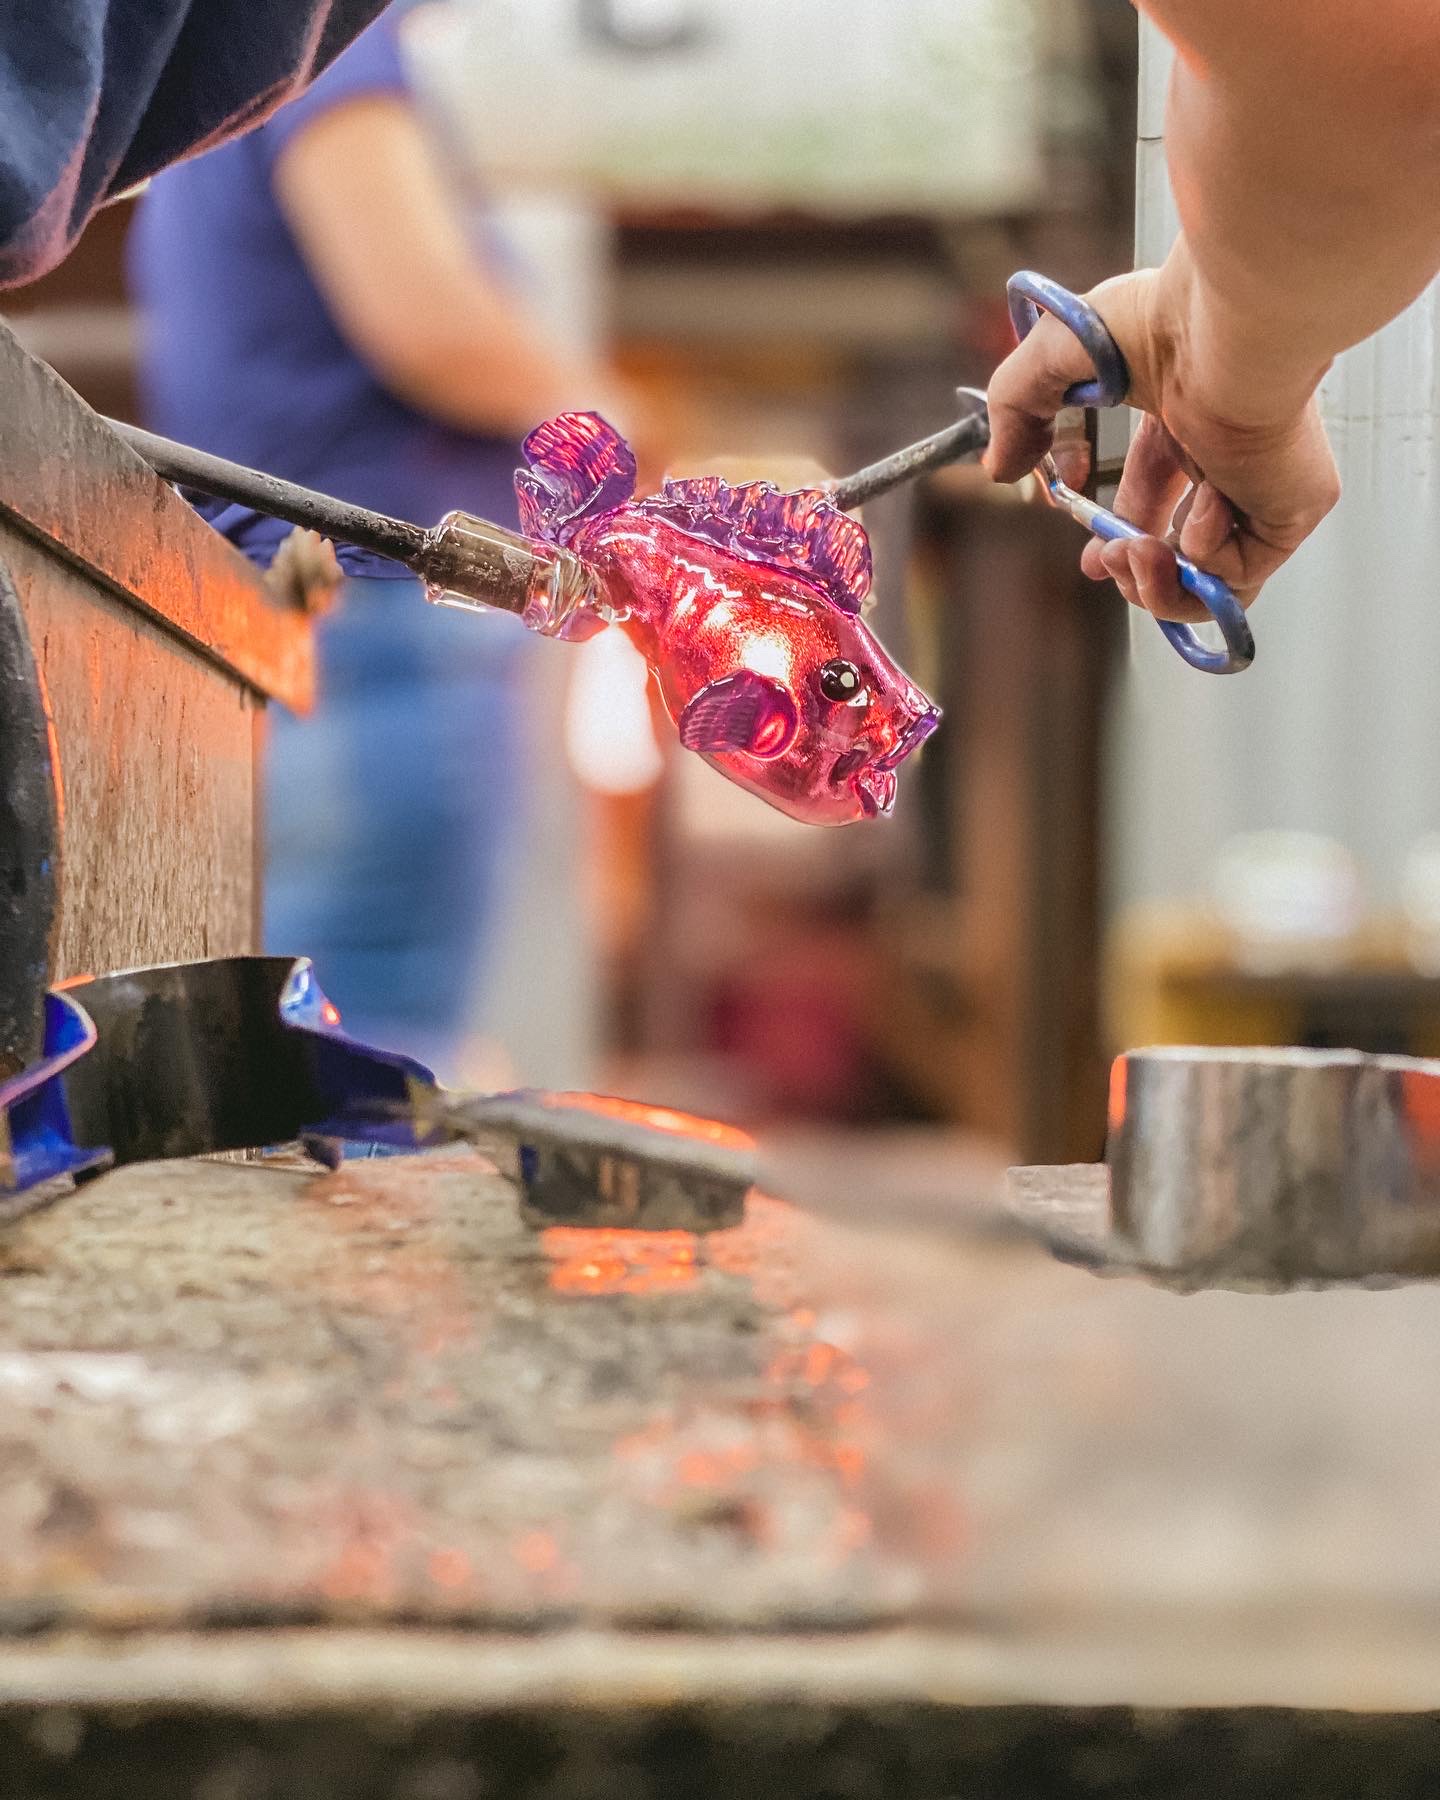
{"left": 646, "top": 478, "right": 872, "bottom": 615}
{"left": 516, "top": 412, "right": 637, "bottom": 546}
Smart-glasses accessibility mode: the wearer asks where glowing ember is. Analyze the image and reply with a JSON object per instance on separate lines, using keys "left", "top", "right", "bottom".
{"left": 600, "top": 1232, "right": 883, "bottom": 1571}
{"left": 1107, "top": 1056, "right": 1128, "bottom": 1135}
{"left": 512, "top": 1529, "right": 561, "bottom": 1574}
{"left": 427, "top": 1547, "right": 473, "bottom": 1591}
{"left": 517, "top": 412, "right": 940, "bottom": 826}
{"left": 543, "top": 1226, "right": 700, "bottom": 1298}
{"left": 1402, "top": 1067, "right": 1440, "bottom": 1176}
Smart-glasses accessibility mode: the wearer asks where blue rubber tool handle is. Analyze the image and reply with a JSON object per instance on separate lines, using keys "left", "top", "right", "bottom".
{"left": 1006, "top": 270, "right": 1255, "bottom": 675}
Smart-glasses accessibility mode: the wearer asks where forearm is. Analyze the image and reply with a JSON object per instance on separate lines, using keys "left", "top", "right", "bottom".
{"left": 372, "top": 277, "right": 601, "bottom": 439}
{"left": 273, "top": 98, "right": 616, "bottom": 441}
{"left": 1141, "top": 0, "right": 1440, "bottom": 420}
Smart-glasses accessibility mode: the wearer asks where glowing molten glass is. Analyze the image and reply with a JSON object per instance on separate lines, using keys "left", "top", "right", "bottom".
{"left": 516, "top": 413, "right": 940, "bottom": 826}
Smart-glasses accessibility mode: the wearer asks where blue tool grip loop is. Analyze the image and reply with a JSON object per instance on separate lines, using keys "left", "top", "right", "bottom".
{"left": 1085, "top": 509, "right": 1255, "bottom": 675}
{"left": 1007, "top": 270, "right": 1129, "bottom": 409}
{"left": 1006, "top": 270, "right": 1254, "bottom": 675}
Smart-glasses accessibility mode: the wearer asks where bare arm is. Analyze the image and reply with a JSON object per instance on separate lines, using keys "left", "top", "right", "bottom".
{"left": 272, "top": 96, "right": 616, "bottom": 438}
{"left": 985, "top": 1, "right": 1440, "bottom": 617}
{"left": 1149, "top": 0, "right": 1440, "bottom": 414}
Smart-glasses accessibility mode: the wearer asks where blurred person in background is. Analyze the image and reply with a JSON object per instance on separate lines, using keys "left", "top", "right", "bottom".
{"left": 128, "top": 3, "right": 645, "bottom": 1081}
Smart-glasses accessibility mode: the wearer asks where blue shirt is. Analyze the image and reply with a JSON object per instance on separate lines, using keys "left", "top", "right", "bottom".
{"left": 0, "top": 0, "right": 388, "bottom": 287}
{"left": 128, "top": 9, "right": 522, "bottom": 566}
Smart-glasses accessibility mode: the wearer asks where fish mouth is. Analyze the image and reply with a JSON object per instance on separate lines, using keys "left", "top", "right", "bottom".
{"left": 855, "top": 765, "right": 898, "bottom": 818}
{"left": 832, "top": 706, "right": 940, "bottom": 818}
{"left": 876, "top": 706, "right": 940, "bottom": 772}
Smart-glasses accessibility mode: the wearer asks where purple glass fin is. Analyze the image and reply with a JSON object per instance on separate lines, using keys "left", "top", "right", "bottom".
{"left": 517, "top": 412, "right": 637, "bottom": 546}
{"left": 643, "top": 477, "right": 872, "bottom": 614}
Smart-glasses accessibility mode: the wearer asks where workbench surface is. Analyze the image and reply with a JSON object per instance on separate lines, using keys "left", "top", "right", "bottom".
{"left": 6, "top": 1149, "right": 1440, "bottom": 1796}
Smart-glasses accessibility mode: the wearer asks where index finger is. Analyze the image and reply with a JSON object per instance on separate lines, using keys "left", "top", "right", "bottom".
{"left": 982, "top": 312, "right": 1105, "bottom": 484}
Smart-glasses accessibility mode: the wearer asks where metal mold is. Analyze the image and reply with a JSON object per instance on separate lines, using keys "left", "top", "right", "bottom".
{"left": 1009, "top": 1044, "right": 1440, "bottom": 1289}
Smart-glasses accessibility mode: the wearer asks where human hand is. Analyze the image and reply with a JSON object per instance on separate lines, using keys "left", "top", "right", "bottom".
{"left": 982, "top": 242, "right": 1341, "bottom": 621}
{"left": 265, "top": 528, "right": 343, "bottom": 614}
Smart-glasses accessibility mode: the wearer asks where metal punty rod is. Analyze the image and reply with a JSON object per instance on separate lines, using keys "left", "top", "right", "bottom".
{"left": 828, "top": 409, "right": 990, "bottom": 511}
{"left": 109, "top": 419, "right": 431, "bottom": 568}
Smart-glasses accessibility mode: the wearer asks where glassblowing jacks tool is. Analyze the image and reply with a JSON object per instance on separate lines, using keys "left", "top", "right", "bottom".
{"left": 828, "top": 270, "right": 1255, "bottom": 676}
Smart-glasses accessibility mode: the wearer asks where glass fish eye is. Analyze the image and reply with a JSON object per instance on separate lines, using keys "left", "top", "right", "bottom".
{"left": 818, "top": 659, "right": 867, "bottom": 705}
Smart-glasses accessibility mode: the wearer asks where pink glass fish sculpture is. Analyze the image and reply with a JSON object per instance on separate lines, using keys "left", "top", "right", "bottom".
{"left": 516, "top": 413, "right": 940, "bottom": 827}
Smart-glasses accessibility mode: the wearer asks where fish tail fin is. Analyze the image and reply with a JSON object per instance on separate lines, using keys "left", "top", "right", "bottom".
{"left": 515, "top": 412, "right": 637, "bottom": 545}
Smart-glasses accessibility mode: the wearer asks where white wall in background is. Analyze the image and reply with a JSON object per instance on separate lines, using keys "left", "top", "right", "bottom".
{"left": 1108, "top": 23, "right": 1440, "bottom": 915}
{"left": 404, "top": 0, "right": 1046, "bottom": 215}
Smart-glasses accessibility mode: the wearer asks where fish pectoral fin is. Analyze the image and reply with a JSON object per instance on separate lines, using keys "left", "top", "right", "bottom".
{"left": 677, "top": 672, "right": 798, "bottom": 760}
